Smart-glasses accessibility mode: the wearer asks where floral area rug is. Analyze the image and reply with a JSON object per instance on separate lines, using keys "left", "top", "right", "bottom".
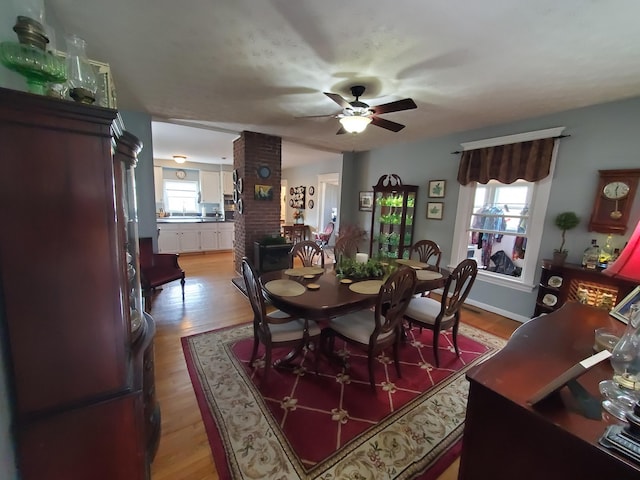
{"left": 182, "top": 323, "right": 505, "bottom": 479}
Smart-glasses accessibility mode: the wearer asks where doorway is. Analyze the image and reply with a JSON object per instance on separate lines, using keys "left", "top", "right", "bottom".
{"left": 317, "top": 173, "right": 340, "bottom": 246}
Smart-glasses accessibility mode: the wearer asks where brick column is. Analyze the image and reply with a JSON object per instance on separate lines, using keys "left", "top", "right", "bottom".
{"left": 233, "top": 131, "right": 282, "bottom": 273}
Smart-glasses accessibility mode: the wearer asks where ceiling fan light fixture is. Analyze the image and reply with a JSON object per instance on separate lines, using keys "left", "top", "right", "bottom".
{"left": 173, "top": 154, "right": 187, "bottom": 164}
{"left": 339, "top": 115, "right": 372, "bottom": 133}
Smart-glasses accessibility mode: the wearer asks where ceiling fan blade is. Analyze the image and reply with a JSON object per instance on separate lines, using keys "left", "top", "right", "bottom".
{"left": 336, "top": 126, "right": 348, "bottom": 135}
{"left": 295, "top": 114, "right": 336, "bottom": 119}
{"left": 370, "top": 116, "right": 406, "bottom": 132}
{"left": 324, "top": 92, "right": 351, "bottom": 110}
{"left": 371, "top": 98, "right": 417, "bottom": 115}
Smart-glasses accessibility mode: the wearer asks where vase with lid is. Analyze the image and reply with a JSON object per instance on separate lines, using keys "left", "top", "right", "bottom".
{"left": 65, "top": 34, "right": 97, "bottom": 104}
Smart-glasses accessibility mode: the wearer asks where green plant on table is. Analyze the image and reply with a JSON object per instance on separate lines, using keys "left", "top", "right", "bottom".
{"left": 336, "top": 257, "right": 385, "bottom": 279}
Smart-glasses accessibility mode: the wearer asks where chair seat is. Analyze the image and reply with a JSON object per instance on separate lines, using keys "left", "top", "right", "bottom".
{"left": 143, "top": 266, "right": 184, "bottom": 288}
{"left": 405, "top": 296, "right": 453, "bottom": 325}
{"left": 329, "top": 310, "right": 393, "bottom": 344}
{"left": 268, "top": 311, "right": 321, "bottom": 342}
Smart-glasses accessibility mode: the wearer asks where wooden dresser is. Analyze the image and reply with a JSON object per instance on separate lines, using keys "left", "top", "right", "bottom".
{"left": 0, "top": 88, "right": 158, "bottom": 479}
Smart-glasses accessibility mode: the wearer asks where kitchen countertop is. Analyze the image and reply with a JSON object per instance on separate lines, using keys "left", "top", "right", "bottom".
{"left": 157, "top": 217, "right": 233, "bottom": 223}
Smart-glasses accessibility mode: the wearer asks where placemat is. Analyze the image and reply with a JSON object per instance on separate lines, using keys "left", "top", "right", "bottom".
{"left": 349, "top": 280, "right": 383, "bottom": 295}
{"left": 264, "top": 280, "right": 306, "bottom": 297}
{"left": 396, "top": 259, "right": 429, "bottom": 269}
{"left": 284, "top": 266, "right": 325, "bottom": 276}
{"left": 416, "top": 270, "right": 443, "bottom": 281}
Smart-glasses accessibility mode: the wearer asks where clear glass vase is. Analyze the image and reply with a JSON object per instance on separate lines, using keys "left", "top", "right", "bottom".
{"left": 600, "top": 304, "right": 640, "bottom": 420}
{"left": 65, "top": 34, "right": 97, "bottom": 104}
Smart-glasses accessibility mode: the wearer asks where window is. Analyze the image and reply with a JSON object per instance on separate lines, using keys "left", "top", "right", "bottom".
{"left": 467, "top": 180, "right": 533, "bottom": 277}
{"left": 164, "top": 180, "right": 199, "bottom": 215}
{"left": 451, "top": 128, "right": 564, "bottom": 291}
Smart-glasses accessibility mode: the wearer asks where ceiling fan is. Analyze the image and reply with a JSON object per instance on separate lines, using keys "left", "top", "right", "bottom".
{"left": 321, "top": 85, "right": 417, "bottom": 134}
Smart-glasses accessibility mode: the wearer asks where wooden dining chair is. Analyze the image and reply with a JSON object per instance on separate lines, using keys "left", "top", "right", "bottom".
{"left": 241, "top": 258, "right": 321, "bottom": 384}
{"left": 289, "top": 240, "right": 324, "bottom": 268}
{"left": 411, "top": 239, "right": 442, "bottom": 271}
{"left": 321, "top": 267, "right": 417, "bottom": 391}
{"left": 403, "top": 258, "right": 478, "bottom": 367}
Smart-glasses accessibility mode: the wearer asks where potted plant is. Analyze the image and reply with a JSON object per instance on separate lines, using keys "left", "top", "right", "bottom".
{"left": 553, "top": 211, "right": 580, "bottom": 265}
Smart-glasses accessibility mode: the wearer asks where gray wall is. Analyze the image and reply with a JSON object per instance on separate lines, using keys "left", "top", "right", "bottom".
{"left": 119, "top": 111, "right": 157, "bottom": 241}
{"left": 341, "top": 96, "right": 640, "bottom": 320}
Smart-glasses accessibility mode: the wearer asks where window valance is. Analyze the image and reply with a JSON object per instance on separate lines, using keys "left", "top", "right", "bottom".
{"left": 457, "top": 137, "right": 555, "bottom": 185}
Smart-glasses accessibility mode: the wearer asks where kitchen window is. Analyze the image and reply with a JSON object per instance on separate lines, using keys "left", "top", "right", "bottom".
{"left": 450, "top": 127, "right": 565, "bottom": 291}
{"left": 164, "top": 180, "right": 199, "bottom": 215}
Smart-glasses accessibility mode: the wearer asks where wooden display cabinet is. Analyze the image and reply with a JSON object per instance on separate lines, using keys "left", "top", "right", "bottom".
{"left": 369, "top": 174, "right": 418, "bottom": 260}
{"left": 533, "top": 259, "right": 636, "bottom": 318}
{"left": 0, "top": 88, "right": 157, "bottom": 479}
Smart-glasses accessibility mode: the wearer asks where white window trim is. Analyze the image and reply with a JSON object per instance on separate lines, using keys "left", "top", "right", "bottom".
{"left": 450, "top": 127, "right": 565, "bottom": 292}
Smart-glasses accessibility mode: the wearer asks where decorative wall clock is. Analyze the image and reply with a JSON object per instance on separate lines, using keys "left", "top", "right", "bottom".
{"left": 588, "top": 168, "right": 640, "bottom": 234}
{"left": 176, "top": 169, "right": 186, "bottom": 179}
{"left": 257, "top": 165, "right": 271, "bottom": 179}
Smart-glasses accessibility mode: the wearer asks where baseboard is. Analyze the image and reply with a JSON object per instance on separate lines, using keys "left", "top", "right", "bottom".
{"left": 463, "top": 297, "right": 529, "bottom": 324}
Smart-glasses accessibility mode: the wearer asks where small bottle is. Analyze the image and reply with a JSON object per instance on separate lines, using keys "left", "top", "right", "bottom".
{"left": 583, "top": 239, "right": 599, "bottom": 269}
{"left": 598, "top": 234, "right": 614, "bottom": 268}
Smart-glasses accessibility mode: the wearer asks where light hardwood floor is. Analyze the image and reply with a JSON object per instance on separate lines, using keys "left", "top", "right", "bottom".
{"left": 149, "top": 252, "right": 520, "bottom": 480}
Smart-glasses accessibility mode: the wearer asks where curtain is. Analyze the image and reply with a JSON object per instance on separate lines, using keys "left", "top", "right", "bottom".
{"left": 457, "top": 137, "right": 555, "bottom": 185}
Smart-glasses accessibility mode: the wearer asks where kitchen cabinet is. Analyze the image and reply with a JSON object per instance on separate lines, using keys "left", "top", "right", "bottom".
{"left": 369, "top": 174, "right": 418, "bottom": 260}
{"left": 222, "top": 170, "right": 235, "bottom": 195}
{"left": 154, "top": 165, "right": 164, "bottom": 204}
{"left": 158, "top": 222, "right": 234, "bottom": 253}
{"left": 200, "top": 170, "right": 221, "bottom": 203}
{"left": 218, "top": 222, "right": 234, "bottom": 250}
{"left": 0, "top": 88, "right": 156, "bottom": 479}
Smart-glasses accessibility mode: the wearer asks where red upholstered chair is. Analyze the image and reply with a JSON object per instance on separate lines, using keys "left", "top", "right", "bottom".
{"left": 139, "top": 237, "right": 185, "bottom": 311}
{"left": 314, "top": 222, "right": 335, "bottom": 247}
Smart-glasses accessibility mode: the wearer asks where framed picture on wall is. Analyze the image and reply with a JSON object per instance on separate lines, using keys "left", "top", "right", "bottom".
{"left": 610, "top": 285, "right": 640, "bottom": 323}
{"left": 428, "top": 180, "right": 446, "bottom": 198}
{"left": 426, "top": 202, "right": 444, "bottom": 220}
{"left": 254, "top": 184, "right": 274, "bottom": 200}
{"left": 359, "top": 191, "right": 373, "bottom": 211}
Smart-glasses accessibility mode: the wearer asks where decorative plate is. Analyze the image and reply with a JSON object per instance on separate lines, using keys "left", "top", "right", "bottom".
{"left": 308, "top": 199, "right": 314, "bottom": 209}
{"left": 233, "top": 189, "right": 239, "bottom": 203}
{"left": 257, "top": 165, "right": 271, "bottom": 179}
{"left": 542, "top": 293, "right": 558, "bottom": 306}
{"left": 290, "top": 187, "right": 295, "bottom": 195}
{"left": 236, "top": 177, "right": 243, "bottom": 194}
{"left": 548, "top": 276, "right": 563, "bottom": 288}
{"left": 237, "top": 198, "right": 244, "bottom": 214}
{"left": 232, "top": 169, "right": 238, "bottom": 183}
{"left": 309, "top": 186, "right": 315, "bottom": 196}
{"left": 289, "top": 199, "right": 294, "bottom": 207}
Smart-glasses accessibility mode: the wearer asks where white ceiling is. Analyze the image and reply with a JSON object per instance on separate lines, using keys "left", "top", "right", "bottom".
{"left": 44, "top": 0, "right": 640, "bottom": 168}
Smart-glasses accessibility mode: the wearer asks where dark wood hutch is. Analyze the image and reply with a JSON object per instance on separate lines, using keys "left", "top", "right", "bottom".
{"left": 0, "top": 87, "right": 158, "bottom": 479}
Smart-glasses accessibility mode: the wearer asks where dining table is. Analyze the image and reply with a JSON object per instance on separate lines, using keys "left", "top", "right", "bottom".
{"left": 259, "top": 263, "right": 449, "bottom": 368}
{"left": 259, "top": 263, "right": 449, "bottom": 323}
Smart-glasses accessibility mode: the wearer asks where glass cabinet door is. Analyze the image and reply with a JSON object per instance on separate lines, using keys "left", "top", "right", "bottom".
{"left": 369, "top": 175, "right": 418, "bottom": 260}
{"left": 114, "top": 130, "right": 144, "bottom": 336}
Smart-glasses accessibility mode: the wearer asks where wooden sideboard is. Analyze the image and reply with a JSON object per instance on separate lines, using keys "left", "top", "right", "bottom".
{"left": 533, "top": 259, "right": 636, "bottom": 317}
{"left": 458, "top": 303, "right": 640, "bottom": 480}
